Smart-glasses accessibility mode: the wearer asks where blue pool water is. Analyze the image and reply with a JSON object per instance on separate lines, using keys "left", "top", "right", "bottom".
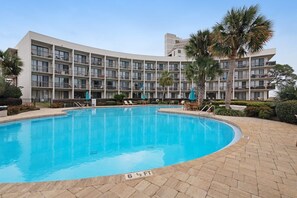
{"left": 0, "top": 106, "right": 240, "bottom": 182}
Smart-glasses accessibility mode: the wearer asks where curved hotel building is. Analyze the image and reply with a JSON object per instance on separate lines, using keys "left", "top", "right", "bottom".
{"left": 15, "top": 31, "right": 276, "bottom": 101}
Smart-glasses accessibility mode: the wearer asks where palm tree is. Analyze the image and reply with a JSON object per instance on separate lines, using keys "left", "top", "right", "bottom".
{"left": 159, "top": 71, "right": 173, "bottom": 101}
{"left": 0, "top": 50, "right": 23, "bottom": 86}
{"left": 184, "top": 30, "right": 222, "bottom": 105}
{"left": 211, "top": 5, "right": 273, "bottom": 108}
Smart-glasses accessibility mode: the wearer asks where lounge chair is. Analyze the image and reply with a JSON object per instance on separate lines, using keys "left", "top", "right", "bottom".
{"left": 124, "top": 100, "right": 129, "bottom": 105}
{"left": 129, "top": 100, "right": 134, "bottom": 105}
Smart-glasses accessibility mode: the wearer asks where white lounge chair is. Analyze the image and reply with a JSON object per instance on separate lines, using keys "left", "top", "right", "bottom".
{"left": 124, "top": 100, "right": 129, "bottom": 105}
{"left": 129, "top": 100, "right": 134, "bottom": 105}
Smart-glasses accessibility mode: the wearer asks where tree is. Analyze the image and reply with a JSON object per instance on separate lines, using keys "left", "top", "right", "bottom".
{"left": 0, "top": 50, "right": 23, "bottom": 86}
{"left": 184, "top": 30, "right": 222, "bottom": 105}
{"left": 269, "top": 64, "right": 297, "bottom": 87}
{"left": 159, "top": 71, "right": 173, "bottom": 101}
{"left": 212, "top": 5, "right": 273, "bottom": 108}
{"left": 0, "top": 76, "right": 5, "bottom": 96}
{"left": 277, "top": 85, "right": 297, "bottom": 101}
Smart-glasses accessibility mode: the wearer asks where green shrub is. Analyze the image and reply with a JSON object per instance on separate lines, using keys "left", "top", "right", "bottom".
{"left": 214, "top": 107, "right": 245, "bottom": 117}
{"left": 258, "top": 107, "right": 274, "bottom": 119}
{"left": 275, "top": 100, "right": 297, "bottom": 124}
{"left": 245, "top": 106, "right": 274, "bottom": 119}
{"left": 277, "top": 85, "right": 297, "bottom": 100}
{"left": 0, "top": 98, "right": 22, "bottom": 106}
{"left": 105, "top": 101, "right": 117, "bottom": 105}
{"left": 3, "top": 84, "right": 22, "bottom": 98}
{"left": 244, "top": 106, "right": 260, "bottom": 117}
{"left": 114, "top": 94, "right": 126, "bottom": 101}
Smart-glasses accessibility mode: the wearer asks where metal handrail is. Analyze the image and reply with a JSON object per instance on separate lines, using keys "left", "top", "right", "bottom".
{"left": 201, "top": 104, "right": 215, "bottom": 112}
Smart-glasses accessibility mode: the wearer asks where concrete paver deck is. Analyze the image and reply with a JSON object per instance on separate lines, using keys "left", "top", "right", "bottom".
{"left": 0, "top": 107, "right": 297, "bottom": 198}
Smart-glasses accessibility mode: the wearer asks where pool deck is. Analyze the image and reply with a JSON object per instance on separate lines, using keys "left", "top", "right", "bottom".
{"left": 0, "top": 107, "right": 297, "bottom": 198}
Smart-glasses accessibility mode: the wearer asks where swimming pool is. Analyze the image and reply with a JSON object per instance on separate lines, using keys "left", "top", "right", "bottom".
{"left": 0, "top": 106, "right": 241, "bottom": 182}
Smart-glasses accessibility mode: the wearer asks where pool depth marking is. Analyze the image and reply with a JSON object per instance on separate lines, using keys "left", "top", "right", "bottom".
{"left": 125, "top": 170, "right": 153, "bottom": 180}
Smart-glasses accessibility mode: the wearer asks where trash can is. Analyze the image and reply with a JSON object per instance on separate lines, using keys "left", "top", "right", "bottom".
{"left": 91, "top": 99, "right": 96, "bottom": 107}
{"left": 0, "top": 106, "right": 8, "bottom": 117}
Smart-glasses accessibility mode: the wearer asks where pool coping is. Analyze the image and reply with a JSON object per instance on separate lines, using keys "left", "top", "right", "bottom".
{"left": 0, "top": 106, "right": 297, "bottom": 197}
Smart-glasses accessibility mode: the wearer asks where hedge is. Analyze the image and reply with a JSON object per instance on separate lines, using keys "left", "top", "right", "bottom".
{"left": 0, "top": 98, "right": 22, "bottom": 106}
{"left": 275, "top": 100, "right": 297, "bottom": 124}
{"left": 214, "top": 107, "right": 245, "bottom": 117}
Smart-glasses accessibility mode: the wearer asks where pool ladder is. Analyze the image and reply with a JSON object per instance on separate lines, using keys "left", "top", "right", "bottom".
{"left": 201, "top": 104, "right": 215, "bottom": 112}
{"left": 74, "top": 102, "right": 83, "bottom": 107}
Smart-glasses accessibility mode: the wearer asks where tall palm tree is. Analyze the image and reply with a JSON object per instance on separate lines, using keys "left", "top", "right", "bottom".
{"left": 184, "top": 30, "right": 222, "bottom": 105}
{"left": 212, "top": 5, "right": 273, "bottom": 108}
{"left": 0, "top": 50, "right": 23, "bottom": 86}
{"left": 159, "top": 71, "right": 173, "bottom": 101}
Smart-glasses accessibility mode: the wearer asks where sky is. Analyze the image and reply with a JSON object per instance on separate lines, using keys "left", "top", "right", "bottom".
{"left": 1, "top": 0, "right": 297, "bottom": 71}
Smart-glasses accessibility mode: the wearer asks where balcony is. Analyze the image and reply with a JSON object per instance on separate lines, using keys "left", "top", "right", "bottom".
{"left": 120, "top": 76, "right": 130, "bottom": 80}
{"left": 74, "top": 84, "right": 87, "bottom": 89}
{"left": 120, "top": 66, "right": 130, "bottom": 70}
{"left": 106, "top": 85, "right": 117, "bottom": 90}
{"left": 133, "top": 77, "right": 142, "bottom": 80}
{"left": 32, "top": 81, "right": 52, "bottom": 88}
{"left": 91, "top": 61, "right": 103, "bottom": 66}
{"left": 92, "top": 84, "right": 104, "bottom": 90}
{"left": 145, "top": 67, "right": 155, "bottom": 71}
{"left": 120, "top": 86, "right": 131, "bottom": 91}
{"left": 55, "top": 69, "right": 71, "bottom": 75}
{"left": 170, "top": 87, "right": 179, "bottom": 91}
{"left": 106, "top": 63, "right": 117, "bottom": 68}
{"left": 106, "top": 75, "right": 117, "bottom": 79}
{"left": 251, "top": 74, "right": 274, "bottom": 79}
{"left": 32, "top": 66, "right": 52, "bottom": 74}
{"left": 234, "top": 86, "right": 248, "bottom": 90}
{"left": 266, "top": 61, "right": 276, "bottom": 66}
{"left": 31, "top": 50, "right": 53, "bottom": 59}
{"left": 91, "top": 73, "right": 105, "bottom": 78}
{"left": 55, "top": 55, "right": 71, "bottom": 62}
{"left": 74, "top": 72, "right": 89, "bottom": 77}
{"left": 55, "top": 82, "right": 71, "bottom": 89}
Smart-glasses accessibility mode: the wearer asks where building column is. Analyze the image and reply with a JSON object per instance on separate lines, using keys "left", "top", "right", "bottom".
{"left": 217, "top": 59, "right": 221, "bottom": 99}
{"left": 179, "top": 62, "right": 182, "bottom": 98}
{"left": 104, "top": 56, "right": 107, "bottom": 98}
{"left": 155, "top": 61, "right": 158, "bottom": 98}
{"left": 167, "top": 61, "right": 170, "bottom": 98}
{"left": 52, "top": 45, "right": 55, "bottom": 99}
{"left": 248, "top": 56, "right": 251, "bottom": 100}
{"left": 143, "top": 60, "right": 146, "bottom": 97}
{"left": 131, "top": 59, "right": 133, "bottom": 98}
{"left": 71, "top": 49, "right": 75, "bottom": 99}
{"left": 118, "top": 57, "right": 120, "bottom": 94}
{"left": 89, "top": 53, "right": 92, "bottom": 98}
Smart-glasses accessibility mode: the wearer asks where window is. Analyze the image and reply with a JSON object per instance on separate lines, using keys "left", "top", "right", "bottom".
{"left": 120, "top": 61, "right": 129, "bottom": 68}
{"left": 55, "top": 50, "right": 69, "bottom": 61}
{"left": 74, "top": 66, "right": 88, "bottom": 76}
{"left": 158, "top": 64, "right": 164, "bottom": 70}
{"left": 91, "top": 57, "right": 102, "bottom": 65}
{"left": 32, "top": 45, "right": 50, "bottom": 57}
{"left": 32, "top": 60, "right": 49, "bottom": 72}
{"left": 133, "top": 62, "right": 142, "bottom": 70}
{"left": 74, "top": 79, "right": 86, "bottom": 88}
{"left": 252, "top": 58, "right": 264, "bottom": 67}
{"left": 55, "top": 64, "right": 69, "bottom": 74}
{"left": 178, "top": 50, "right": 181, "bottom": 53}
{"left": 74, "top": 54, "right": 87, "bottom": 64}
{"left": 32, "top": 75, "right": 49, "bottom": 87}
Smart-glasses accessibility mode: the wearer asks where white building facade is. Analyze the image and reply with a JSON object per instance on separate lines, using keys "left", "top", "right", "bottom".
{"left": 15, "top": 31, "right": 276, "bottom": 101}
